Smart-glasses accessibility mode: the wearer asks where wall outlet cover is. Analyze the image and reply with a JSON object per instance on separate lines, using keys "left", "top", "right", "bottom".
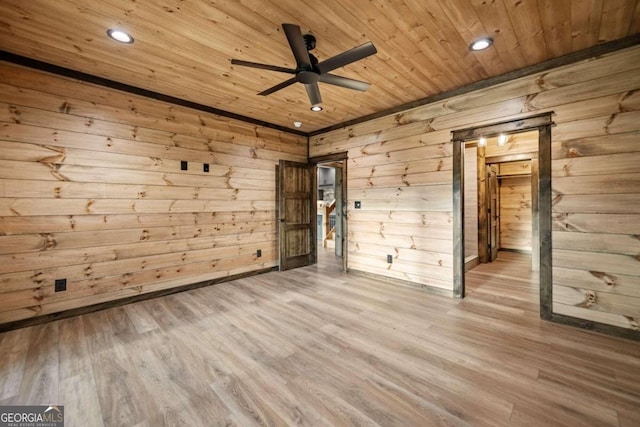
{"left": 355, "top": 201, "right": 361, "bottom": 209}
{"left": 181, "top": 160, "right": 188, "bottom": 170}
{"left": 55, "top": 278, "right": 67, "bottom": 292}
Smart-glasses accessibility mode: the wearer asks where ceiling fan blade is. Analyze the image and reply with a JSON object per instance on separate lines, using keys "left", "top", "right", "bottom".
{"left": 258, "top": 77, "right": 297, "bottom": 96}
{"left": 319, "top": 73, "right": 371, "bottom": 91}
{"left": 282, "top": 23, "right": 312, "bottom": 68}
{"left": 231, "top": 59, "right": 296, "bottom": 74}
{"left": 316, "top": 42, "right": 377, "bottom": 74}
{"left": 305, "top": 83, "right": 322, "bottom": 106}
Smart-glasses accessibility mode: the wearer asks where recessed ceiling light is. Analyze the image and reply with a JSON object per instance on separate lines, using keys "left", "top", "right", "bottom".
{"left": 498, "top": 134, "right": 508, "bottom": 146}
{"left": 469, "top": 37, "right": 492, "bottom": 51}
{"left": 478, "top": 137, "right": 487, "bottom": 147}
{"left": 310, "top": 105, "right": 323, "bottom": 112}
{"left": 293, "top": 121, "right": 302, "bottom": 128}
{"left": 107, "top": 29, "right": 134, "bottom": 44}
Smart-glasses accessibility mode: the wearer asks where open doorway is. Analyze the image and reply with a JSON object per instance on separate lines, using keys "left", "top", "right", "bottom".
{"left": 464, "top": 130, "right": 540, "bottom": 271}
{"left": 310, "top": 153, "right": 348, "bottom": 271}
{"left": 317, "top": 164, "right": 342, "bottom": 253}
{"left": 452, "top": 113, "right": 553, "bottom": 319}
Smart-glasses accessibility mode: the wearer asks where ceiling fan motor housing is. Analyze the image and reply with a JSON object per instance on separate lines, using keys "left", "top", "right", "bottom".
{"left": 303, "top": 33, "right": 316, "bottom": 51}
{"left": 298, "top": 34, "right": 319, "bottom": 80}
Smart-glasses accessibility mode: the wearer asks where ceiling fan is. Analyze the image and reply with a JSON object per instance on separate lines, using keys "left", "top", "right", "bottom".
{"left": 231, "top": 23, "right": 377, "bottom": 108}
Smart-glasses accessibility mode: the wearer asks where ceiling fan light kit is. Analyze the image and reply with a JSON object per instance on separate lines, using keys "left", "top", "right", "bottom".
{"left": 232, "top": 23, "right": 377, "bottom": 108}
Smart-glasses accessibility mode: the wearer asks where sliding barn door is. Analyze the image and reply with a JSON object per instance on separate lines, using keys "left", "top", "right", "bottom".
{"left": 278, "top": 160, "right": 316, "bottom": 271}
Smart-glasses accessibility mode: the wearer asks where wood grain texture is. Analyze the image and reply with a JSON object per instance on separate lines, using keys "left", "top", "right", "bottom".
{"left": 0, "top": 1, "right": 638, "bottom": 131}
{"left": 312, "top": 44, "right": 640, "bottom": 330}
{"left": 464, "top": 145, "right": 478, "bottom": 257}
{"left": 278, "top": 160, "right": 316, "bottom": 271}
{"left": 1, "top": 5, "right": 639, "bottom": 336}
{"left": 500, "top": 175, "right": 532, "bottom": 252}
{"left": 477, "top": 146, "right": 488, "bottom": 263}
{"left": 0, "top": 62, "right": 305, "bottom": 324}
{"left": 1, "top": 250, "right": 638, "bottom": 426}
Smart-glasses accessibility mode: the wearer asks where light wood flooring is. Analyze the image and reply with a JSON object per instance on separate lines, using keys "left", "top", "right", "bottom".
{"left": 1, "top": 250, "right": 639, "bottom": 426}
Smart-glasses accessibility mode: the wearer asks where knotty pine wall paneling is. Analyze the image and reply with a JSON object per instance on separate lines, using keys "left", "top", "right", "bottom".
{"left": 311, "top": 45, "right": 640, "bottom": 332}
{"left": 0, "top": 62, "right": 306, "bottom": 325}
{"left": 463, "top": 145, "right": 478, "bottom": 259}
{"left": 499, "top": 173, "right": 532, "bottom": 252}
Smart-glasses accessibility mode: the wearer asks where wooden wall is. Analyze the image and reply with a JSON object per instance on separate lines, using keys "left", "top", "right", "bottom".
{"left": 464, "top": 146, "right": 478, "bottom": 258}
{"left": 499, "top": 173, "right": 532, "bottom": 252}
{"left": 310, "top": 45, "right": 640, "bottom": 331}
{"left": 0, "top": 62, "right": 307, "bottom": 324}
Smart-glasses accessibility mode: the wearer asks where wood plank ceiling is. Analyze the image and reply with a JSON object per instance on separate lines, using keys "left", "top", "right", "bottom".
{"left": 0, "top": 0, "right": 639, "bottom": 133}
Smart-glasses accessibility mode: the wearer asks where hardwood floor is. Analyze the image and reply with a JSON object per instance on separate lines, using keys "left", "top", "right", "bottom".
{"left": 1, "top": 250, "right": 639, "bottom": 426}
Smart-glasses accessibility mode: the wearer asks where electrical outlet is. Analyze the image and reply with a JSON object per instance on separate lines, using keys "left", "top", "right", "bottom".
{"left": 387, "top": 254, "right": 393, "bottom": 264}
{"left": 181, "top": 160, "right": 188, "bottom": 170}
{"left": 203, "top": 163, "right": 209, "bottom": 172}
{"left": 355, "top": 201, "right": 361, "bottom": 209}
{"left": 54, "top": 278, "right": 67, "bottom": 292}
{"left": 256, "top": 249, "right": 262, "bottom": 258}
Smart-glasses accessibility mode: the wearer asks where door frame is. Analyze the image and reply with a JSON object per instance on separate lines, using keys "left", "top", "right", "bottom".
{"left": 451, "top": 113, "right": 553, "bottom": 320}
{"left": 309, "top": 152, "right": 348, "bottom": 272}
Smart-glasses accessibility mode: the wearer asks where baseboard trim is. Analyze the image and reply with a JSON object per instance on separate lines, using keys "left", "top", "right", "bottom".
{"left": 550, "top": 313, "right": 639, "bottom": 342}
{"left": 464, "top": 256, "right": 480, "bottom": 272}
{"left": 0, "top": 266, "right": 277, "bottom": 334}
{"left": 499, "top": 248, "right": 532, "bottom": 255}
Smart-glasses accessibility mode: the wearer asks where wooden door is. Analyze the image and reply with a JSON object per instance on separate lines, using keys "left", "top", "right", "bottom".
{"left": 278, "top": 160, "right": 316, "bottom": 271}
{"left": 488, "top": 165, "right": 499, "bottom": 262}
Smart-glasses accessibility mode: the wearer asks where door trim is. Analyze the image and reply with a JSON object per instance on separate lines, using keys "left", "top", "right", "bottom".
{"left": 309, "top": 152, "right": 348, "bottom": 164}
{"left": 451, "top": 113, "right": 553, "bottom": 320}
